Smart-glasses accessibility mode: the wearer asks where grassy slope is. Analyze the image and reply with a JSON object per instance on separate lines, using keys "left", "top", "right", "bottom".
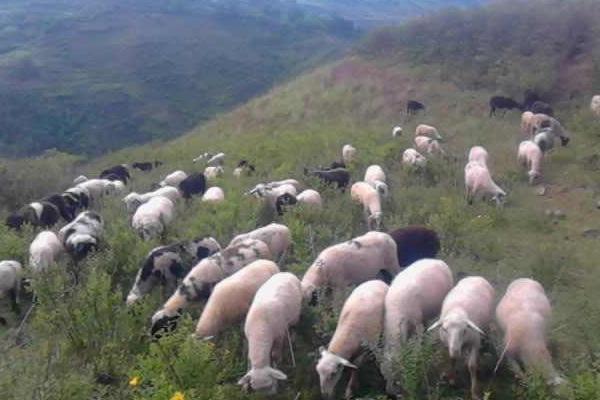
{"left": 1, "top": 4, "right": 600, "bottom": 400}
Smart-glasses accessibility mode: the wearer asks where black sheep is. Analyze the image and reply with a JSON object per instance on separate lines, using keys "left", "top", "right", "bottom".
{"left": 489, "top": 96, "right": 523, "bottom": 117}
{"left": 304, "top": 167, "right": 350, "bottom": 190}
{"left": 407, "top": 100, "right": 426, "bottom": 115}
{"left": 99, "top": 164, "right": 130, "bottom": 184}
{"left": 523, "top": 90, "right": 541, "bottom": 110}
{"left": 530, "top": 101, "right": 554, "bottom": 116}
{"left": 43, "top": 193, "right": 75, "bottom": 222}
{"left": 132, "top": 162, "right": 154, "bottom": 172}
{"left": 6, "top": 202, "right": 61, "bottom": 230}
{"left": 178, "top": 172, "right": 207, "bottom": 199}
{"left": 388, "top": 225, "right": 441, "bottom": 267}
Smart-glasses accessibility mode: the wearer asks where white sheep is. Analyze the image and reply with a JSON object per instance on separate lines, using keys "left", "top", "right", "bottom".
{"left": 296, "top": 189, "right": 323, "bottom": 208}
{"left": 342, "top": 144, "right": 357, "bottom": 164}
{"left": 238, "top": 272, "right": 302, "bottom": 394}
{"left": 383, "top": 258, "right": 453, "bottom": 393}
{"left": 131, "top": 196, "right": 175, "bottom": 241}
{"left": 73, "top": 175, "right": 88, "bottom": 184}
{"left": 351, "top": 182, "right": 383, "bottom": 230}
{"left": 123, "top": 186, "right": 181, "bottom": 214}
{"left": 364, "top": 165, "right": 388, "bottom": 198}
{"left": 521, "top": 111, "right": 536, "bottom": 136}
{"left": 229, "top": 223, "right": 291, "bottom": 262}
{"left": 415, "top": 136, "right": 444, "bottom": 155}
{"left": 29, "top": 231, "right": 65, "bottom": 272}
{"left": 301, "top": 231, "right": 400, "bottom": 302}
{"left": 204, "top": 166, "right": 224, "bottom": 180}
{"left": 415, "top": 124, "right": 442, "bottom": 140}
{"left": 0, "top": 260, "right": 23, "bottom": 314}
{"left": 428, "top": 277, "right": 495, "bottom": 400}
{"left": 518, "top": 140, "right": 543, "bottom": 184}
{"left": 160, "top": 170, "right": 188, "bottom": 187}
{"left": 496, "top": 278, "right": 565, "bottom": 386}
{"left": 392, "top": 125, "right": 403, "bottom": 137}
{"left": 468, "top": 146, "right": 489, "bottom": 167}
{"left": 591, "top": 95, "right": 600, "bottom": 117}
{"left": 247, "top": 179, "right": 302, "bottom": 195}
{"left": 194, "top": 259, "right": 279, "bottom": 339}
{"left": 76, "top": 178, "right": 114, "bottom": 204}
{"left": 402, "top": 148, "right": 427, "bottom": 168}
{"left": 201, "top": 187, "right": 225, "bottom": 203}
{"left": 317, "top": 280, "right": 388, "bottom": 399}
{"left": 464, "top": 161, "right": 506, "bottom": 207}
{"left": 150, "top": 238, "right": 272, "bottom": 335}
{"left": 205, "top": 152, "right": 225, "bottom": 166}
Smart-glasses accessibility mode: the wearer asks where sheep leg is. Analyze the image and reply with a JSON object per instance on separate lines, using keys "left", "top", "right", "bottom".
{"left": 271, "top": 335, "right": 285, "bottom": 367}
{"left": 506, "top": 356, "right": 526, "bottom": 380}
{"left": 9, "top": 288, "right": 20, "bottom": 315}
{"left": 468, "top": 348, "right": 481, "bottom": 400}
{"left": 465, "top": 187, "right": 473, "bottom": 205}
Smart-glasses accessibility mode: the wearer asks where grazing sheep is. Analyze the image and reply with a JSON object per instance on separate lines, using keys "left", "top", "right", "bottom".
{"left": 415, "top": 124, "right": 442, "bottom": 140}
{"left": 204, "top": 166, "right": 224, "bottom": 180}
{"left": 428, "top": 277, "right": 495, "bottom": 400}
{"left": 194, "top": 259, "right": 279, "bottom": 339}
{"left": 464, "top": 161, "right": 506, "bottom": 207}
{"left": 496, "top": 278, "right": 565, "bottom": 386}
{"left": 73, "top": 175, "right": 88, "bottom": 184}
{"left": 131, "top": 196, "right": 175, "bottom": 241}
{"left": 364, "top": 165, "right": 388, "bottom": 197}
{"left": 160, "top": 170, "right": 188, "bottom": 187}
{"left": 392, "top": 125, "right": 403, "bottom": 137}
{"left": 591, "top": 95, "right": 600, "bottom": 117}
{"left": 530, "top": 101, "right": 553, "bottom": 116}
{"left": 6, "top": 201, "right": 61, "bottom": 230}
{"left": 76, "top": 179, "right": 115, "bottom": 203}
{"left": 43, "top": 193, "right": 75, "bottom": 222}
{"left": 132, "top": 162, "right": 154, "bottom": 172}
{"left": 415, "top": 136, "right": 444, "bottom": 155}
{"left": 305, "top": 168, "right": 350, "bottom": 190}
{"left": 296, "top": 189, "right": 323, "bottom": 208}
{"left": 233, "top": 160, "right": 255, "bottom": 178}
{"left": 489, "top": 96, "right": 523, "bottom": 117}
{"left": 531, "top": 114, "right": 570, "bottom": 145}
{"left": 518, "top": 140, "right": 543, "bottom": 184}
{"left": 317, "top": 280, "right": 388, "bottom": 399}
{"left": 99, "top": 164, "right": 130, "bottom": 184}
{"left": 250, "top": 183, "right": 298, "bottom": 215}
{"left": 521, "top": 111, "right": 536, "bottom": 136}
{"left": 178, "top": 172, "right": 206, "bottom": 199}
{"left": 406, "top": 100, "right": 425, "bottom": 115}
{"left": 150, "top": 238, "right": 272, "bottom": 335}
{"left": 388, "top": 226, "right": 441, "bottom": 267}
{"left": 301, "top": 231, "right": 400, "bottom": 303}
{"left": 123, "top": 186, "right": 181, "bottom": 214}
{"left": 59, "top": 211, "right": 104, "bottom": 260}
{"left": 238, "top": 272, "right": 302, "bottom": 394}
{"left": 63, "top": 187, "right": 90, "bottom": 212}
{"left": 229, "top": 223, "right": 291, "bottom": 262}
{"left": 29, "top": 231, "right": 65, "bottom": 272}
{"left": 402, "top": 148, "right": 427, "bottom": 168}
{"left": 383, "top": 259, "right": 453, "bottom": 393}
{"left": 351, "top": 182, "right": 383, "bottom": 230}
{"left": 126, "top": 236, "right": 221, "bottom": 305}
{"left": 0, "top": 261, "right": 23, "bottom": 317}
{"left": 342, "top": 144, "right": 357, "bottom": 164}
{"left": 206, "top": 152, "right": 226, "bottom": 166}
{"left": 201, "top": 187, "right": 225, "bottom": 203}
{"left": 468, "top": 146, "right": 489, "bottom": 167}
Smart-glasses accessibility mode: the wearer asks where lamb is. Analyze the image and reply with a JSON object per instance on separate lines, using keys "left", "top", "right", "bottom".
{"left": 178, "top": 172, "right": 206, "bottom": 199}
{"left": 160, "top": 170, "right": 188, "bottom": 187}
{"left": 489, "top": 96, "right": 523, "bottom": 117}
{"left": 301, "top": 231, "right": 400, "bottom": 303}
{"left": 238, "top": 272, "right": 302, "bottom": 394}
{"left": 304, "top": 168, "right": 350, "bottom": 190}
{"left": 229, "top": 223, "right": 291, "bottom": 262}
{"left": 123, "top": 186, "right": 181, "bottom": 214}
{"left": 0, "top": 260, "right": 23, "bottom": 317}
{"left": 496, "top": 278, "right": 565, "bottom": 386}
{"left": 468, "top": 146, "right": 489, "bottom": 167}
{"left": 342, "top": 144, "right": 357, "bottom": 164}
{"left": 29, "top": 231, "right": 65, "bottom": 272}
{"left": 126, "top": 236, "right": 221, "bottom": 305}
{"left": 415, "top": 124, "right": 442, "bottom": 140}
{"left": 204, "top": 166, "right": 224, "bottom": 180}
{"left": 194, "top": 259, "right": 279, "bottom": 339}
{"left": 415, "top": 136, "right": 444, "bottom": 156}
{"left": 350, "top": 182, "right": 383, "bottom": 230}
{"left": 427, "top": 277, "right": 495, "bottom": 400}
{"left": 388, "top": 225, "right": 441, "bottom": 267}
{"left": 6, "top": 201, "right": 61, "bottom": 230}
{"left": 316, "top": 280, "right": 388, "bottom": 399}
{"left": 131, "top": 196, "right": 175, "bottom": 241}
{"left": 392, "top": 125, "right": 403, "bottom": 137}
{"left": 591, "top": 95, "right": 600, "bottom": 117}
{"left": 518, "top": 140, "right": 543, "bottom": 184}
{"left": 383, "top": 259, "right": 453, "bottom": 393}
{"left": 521, "top": 111, "right": 536, "bottom": 136}
{"left": 406, "top": 100, "right": 425, "bottom": 115}
{"left": 402, "top": 148, "right": 427, "bottom": 168}
{"left": 59, "top": 211, "right": 104, "bottom": 260}
{"left": 201, "top": 187, "right": 225, "bottom": 203}
{"left": 296, "top": 189, "right": 323, "bottom": 209}
{"left": 150, "top": 238, "right": 272, "bottom": 335}
{"left": 464, "top": 161, "right": 506, "bottom": 207}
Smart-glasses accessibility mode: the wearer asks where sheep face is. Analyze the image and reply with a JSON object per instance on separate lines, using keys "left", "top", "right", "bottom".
{"left": 238, "top": 367, "right": 287, "bottom": 394}
{"left": 316, "top": 349, "right": 357, "bottom": 399}
{"left": 150, "top": 308, "right": 182, "bottom": 337}
{"left": 275, "top": 193, "right": 297, "bottom": 215}
{"left": 436, "top": 316, "right": 481, "bottom": 359}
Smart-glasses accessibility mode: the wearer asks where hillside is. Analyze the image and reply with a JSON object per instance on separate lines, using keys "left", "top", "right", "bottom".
{"left": 1, "top": 1, "right": 600, "bottom": 399}
{"left": 0, "top": 0, "right": 356, "bottom": 157}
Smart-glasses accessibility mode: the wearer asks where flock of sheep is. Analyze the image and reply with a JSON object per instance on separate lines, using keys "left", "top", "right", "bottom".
{"left": 0, "top": 93, "right": 599, "bottom": 399}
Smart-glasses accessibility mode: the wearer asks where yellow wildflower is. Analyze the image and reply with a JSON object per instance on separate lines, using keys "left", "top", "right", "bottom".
{"left": 128, "top": 376, "right": 141, "bottom": 387}
{"left": 170, "top": 391, "right": 185, "bottom": 400}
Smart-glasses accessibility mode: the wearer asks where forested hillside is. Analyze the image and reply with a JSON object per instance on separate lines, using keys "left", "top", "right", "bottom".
{"left": 0, "top": 1, "right": 599, "bottom": 399}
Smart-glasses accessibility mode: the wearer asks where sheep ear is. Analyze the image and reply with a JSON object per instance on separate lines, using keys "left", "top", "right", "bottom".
{"left": 319, "top": 346, "right": 326, "bottom": 355}
{"left": 237, "top": 373, "right": 251, "bottom": 386}
{"left": 467, "top": 319, "right": 485, "bottom": 335}
{"left": 427, "top": 319, "right": 441, "bottom": 332}
{"left": 269, "top": 368, "right": 288, "bottom": 381}
{"left": 339, "top": 358, "right": 357, "bottom": 369}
